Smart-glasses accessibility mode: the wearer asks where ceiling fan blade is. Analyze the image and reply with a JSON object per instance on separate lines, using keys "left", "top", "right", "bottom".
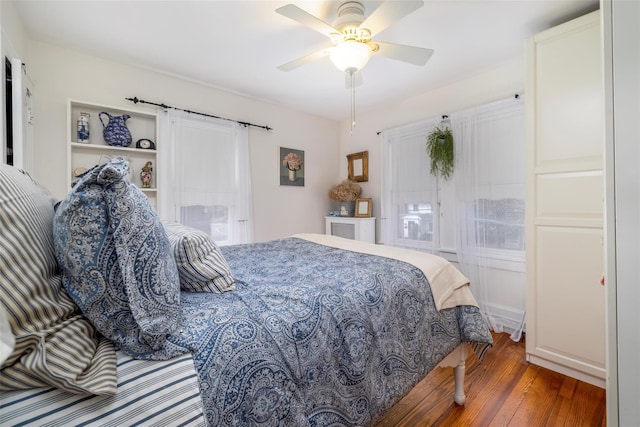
{"left": 345, "top": 71, "right": 363, "bottom": 89}
{"left": 373, "top": 42, "right": 434, "bottom": 66}
{"left": 359, "top": 1, "right": 424, "bottom": 38}
{"left": 277, "top": 47, "right": 333, "bottom": 72}
{"left": 276, "top": 4, "right": 339, "bottom": 39}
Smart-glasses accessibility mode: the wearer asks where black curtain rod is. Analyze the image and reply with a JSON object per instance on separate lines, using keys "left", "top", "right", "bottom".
{"left": 125, "top": 97, "right": 273, "bottom": 131}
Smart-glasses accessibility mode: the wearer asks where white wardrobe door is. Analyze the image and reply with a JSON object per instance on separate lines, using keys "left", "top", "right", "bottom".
{"left": 525, "top": 10, "right": 605, "bottom": 387}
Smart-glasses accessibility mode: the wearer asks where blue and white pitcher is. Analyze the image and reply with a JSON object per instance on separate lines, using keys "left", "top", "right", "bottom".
{"left": 99, "top": 112, "right": 132, "bottom": 147}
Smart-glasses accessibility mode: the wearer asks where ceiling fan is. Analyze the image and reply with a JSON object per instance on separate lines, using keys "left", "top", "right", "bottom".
{"left": 275, "top": 1, "right": 434, "bottom": 74}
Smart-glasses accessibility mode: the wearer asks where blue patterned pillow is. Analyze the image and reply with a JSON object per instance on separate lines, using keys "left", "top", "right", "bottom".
{"left": 162, "top": 221, "right": 236, "bottom": 293}
{"left": 54, "top": 158, "right": 182, "bottom": 359}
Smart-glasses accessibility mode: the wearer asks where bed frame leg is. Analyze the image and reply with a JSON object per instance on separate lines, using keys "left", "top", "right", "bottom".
{"left": 453, "top": 361, "right": 466, "bottom": 405}
{"left": 437, "top": 344, "right": 468, "bottom": 405}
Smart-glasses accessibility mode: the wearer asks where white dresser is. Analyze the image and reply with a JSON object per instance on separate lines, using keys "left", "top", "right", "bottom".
{"left": 325, "top": 216, "right": 375, "bottom": 243}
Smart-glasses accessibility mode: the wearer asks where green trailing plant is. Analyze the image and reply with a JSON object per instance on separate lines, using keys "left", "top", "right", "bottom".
{"left": 426, "top": 127, "right": 454, "bottom": 179}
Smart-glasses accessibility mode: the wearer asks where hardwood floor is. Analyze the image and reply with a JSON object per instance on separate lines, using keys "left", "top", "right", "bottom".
{"left": 374, "top": 332, "right": 606, "bottom": 426}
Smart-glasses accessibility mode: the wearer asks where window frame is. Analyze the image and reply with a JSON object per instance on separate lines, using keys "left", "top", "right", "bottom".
{"left": 380, "top": 108, "right": 526, "bottom": 272}
{"left": 158, "top": 109, "right": 253, "bottom": 245}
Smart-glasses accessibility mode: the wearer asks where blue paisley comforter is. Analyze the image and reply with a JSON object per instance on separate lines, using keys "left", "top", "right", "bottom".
{"left": 166, "top": 237, "right": 492, "bottom": 426}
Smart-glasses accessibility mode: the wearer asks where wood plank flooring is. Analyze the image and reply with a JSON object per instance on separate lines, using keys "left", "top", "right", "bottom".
{"left": 374, "top": 332, "right": 606, "bottom": 426}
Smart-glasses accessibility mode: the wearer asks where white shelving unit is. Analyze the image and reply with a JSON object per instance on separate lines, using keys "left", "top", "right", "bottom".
{"left": 325, "top": 216, "right": 376, "bottom": 243}
{"left": 67, "top": 100, "right": 158, "bottom": 209}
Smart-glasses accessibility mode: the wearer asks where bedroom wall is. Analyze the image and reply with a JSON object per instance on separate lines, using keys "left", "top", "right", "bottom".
{"left": 337, "top": 57, "right": 526, "bottom": 331}
{"left": 24, "top": 40, "right": 340, "bottom": 243}
{"left": 0, "top": 1, "right": 29, "bottom": 59}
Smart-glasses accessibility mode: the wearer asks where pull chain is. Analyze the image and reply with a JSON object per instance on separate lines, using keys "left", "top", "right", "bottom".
{"left": 346, "top": 67, "right": 358, "bottom": 135}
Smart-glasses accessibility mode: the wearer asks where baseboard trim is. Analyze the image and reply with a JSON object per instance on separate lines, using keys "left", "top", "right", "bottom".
{"left": 526, "top": 353, "right": 606, "bottom": 389}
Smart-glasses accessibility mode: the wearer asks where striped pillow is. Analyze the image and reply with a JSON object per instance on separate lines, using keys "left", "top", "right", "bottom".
{"left": 0, "top": 164, "right": 117, "bottom": 395}
{"left": 163, "top": 221, "right": 236, "bottom": 293}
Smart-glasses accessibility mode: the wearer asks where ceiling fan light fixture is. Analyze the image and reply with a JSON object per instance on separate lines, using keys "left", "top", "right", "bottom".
{"left": 329, "top": 40, "right": 372, "bottom": 73}
{"left": 275, "top": 1, "right": 430, "bottom": 135}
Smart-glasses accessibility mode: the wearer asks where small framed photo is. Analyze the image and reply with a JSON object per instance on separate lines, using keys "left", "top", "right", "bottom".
{"left": 355, "top": 198, "right": 372, "bottom": 218}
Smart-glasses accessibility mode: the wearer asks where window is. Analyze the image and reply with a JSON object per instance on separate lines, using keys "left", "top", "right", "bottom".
{"left": 380, "top": 118, "right": 441, "bottom": 253}
{"left": 180, "top": 205, "right": 230, "bottom": 242}
{"left": 158, "top": 109, "right": 253, "bottom": 245}
{"left": 402, "top": 203, "right": 434, "bottom": 241}
{"left": 472, "top": 198, "right": 524, "bottom": 251}
{"left": 380, "top": 97, "right": 525, "bottom": 267}
{"left": 452, "top": 98, "right": 525, "bottom": 265}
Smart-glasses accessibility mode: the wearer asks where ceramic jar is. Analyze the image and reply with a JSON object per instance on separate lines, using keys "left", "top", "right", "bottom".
{"left": 99, "top": 112, "right": 132, "bottom": 147}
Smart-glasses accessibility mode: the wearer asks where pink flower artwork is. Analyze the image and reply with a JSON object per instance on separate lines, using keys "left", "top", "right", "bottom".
{"left": 280, "top": 147, "right": 304, "bottom": 187}
{"left": 283, "top": 152, "right": 303, "bottom": 171}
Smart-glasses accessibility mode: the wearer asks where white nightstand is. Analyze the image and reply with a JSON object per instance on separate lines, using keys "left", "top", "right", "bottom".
{"left": 325, "top": 216, "right": 376, "bottom": 243}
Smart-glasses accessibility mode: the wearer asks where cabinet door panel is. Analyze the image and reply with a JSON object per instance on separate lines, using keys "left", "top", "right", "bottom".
{"left": 535, "top": 20, "right": 602, "bottom": 168}
{"left": 535, "top": 226, "right": 605, "bottom": 368}
{"left": 536, "top": 171, "right": 603, "bottom": 223}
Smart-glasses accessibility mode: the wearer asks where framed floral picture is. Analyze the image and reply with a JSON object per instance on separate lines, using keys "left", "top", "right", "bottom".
{"left": 280, "top": 147, "right": 304, "bottom": 187}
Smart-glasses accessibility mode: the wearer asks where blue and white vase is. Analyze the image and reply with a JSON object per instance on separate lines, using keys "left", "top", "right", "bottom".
{"left": 99, "top": 112, "right": 132, "bottom": 147}
{"left": 77, "top": 112, "right": 90, "bottom": 143}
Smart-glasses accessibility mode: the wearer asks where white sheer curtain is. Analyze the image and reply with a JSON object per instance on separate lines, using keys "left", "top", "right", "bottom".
{"left": 451, "top": 96, "right": 526, "bottom": 341}
{"left": 157, "top": 108, "right": 253, "bottom": 245}
{"left": 380, "top": 118, "right": 440, "bottom": 252}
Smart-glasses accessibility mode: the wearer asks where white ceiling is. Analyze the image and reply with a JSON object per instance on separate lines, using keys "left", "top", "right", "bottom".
{"left": 12, "top": 0, "right": 598, "bottom": 121}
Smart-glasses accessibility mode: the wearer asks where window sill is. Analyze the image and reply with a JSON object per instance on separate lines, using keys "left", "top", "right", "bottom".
{"left": 384, "top": 242, "right": 525, "bottom": 272}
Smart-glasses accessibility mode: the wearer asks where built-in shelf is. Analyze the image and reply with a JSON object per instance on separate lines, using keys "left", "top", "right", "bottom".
{"left": 70, "top": 142, "right": 157, "bottom": 155}
{"left": 67, "top": 99, "right": 159, "bottom": 209}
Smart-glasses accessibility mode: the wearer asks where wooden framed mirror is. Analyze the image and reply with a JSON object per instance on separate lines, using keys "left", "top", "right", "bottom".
{"left": 347, "top": 151, "right": 368, "bottom": 182}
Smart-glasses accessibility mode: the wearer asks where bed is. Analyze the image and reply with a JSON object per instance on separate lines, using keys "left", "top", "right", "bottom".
{"left": 0, "top": 160, "right": 492, "bottom": 426}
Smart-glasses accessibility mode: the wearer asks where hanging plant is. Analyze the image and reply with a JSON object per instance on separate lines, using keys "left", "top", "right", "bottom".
{"left": 426, "top": 126, "right": 454, "bottom": 179}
